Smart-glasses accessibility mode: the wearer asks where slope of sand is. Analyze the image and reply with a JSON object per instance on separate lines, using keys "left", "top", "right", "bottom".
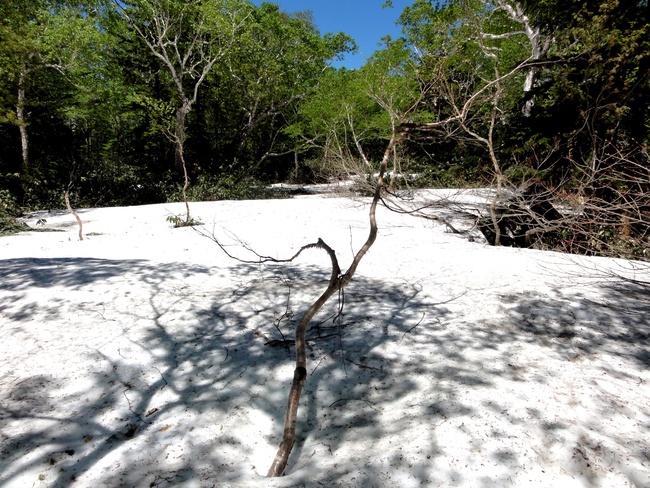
{"left": 1, "top": 192, "right": 649, "bottom": 487}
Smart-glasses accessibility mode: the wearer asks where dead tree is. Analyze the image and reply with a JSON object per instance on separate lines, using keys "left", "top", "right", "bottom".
{"left": 114, "top": 0, "right": 250, "bottom": 223}
{"left": 552, "top": 143, "right": 650, "bottom": 259}
{"left": 201, "top": 125, "right": 407, "bottom": 475}
{"left": 470, "top": 140, "right": 650, "bottom": 261}
{"left": 398, "top": 54, "right": 533, "bottom": 245}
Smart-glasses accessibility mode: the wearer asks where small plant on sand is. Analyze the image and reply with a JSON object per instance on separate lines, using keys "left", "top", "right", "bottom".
{"left": 166, "top": 214, "right": 203, "bottom": 228}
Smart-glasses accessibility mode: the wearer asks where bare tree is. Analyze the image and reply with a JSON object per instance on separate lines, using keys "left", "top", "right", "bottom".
{"left": 399, "top": 53, "right": 534, "bottom": 244}
{"left": 115, "top": 0, "right": 251, "bottom": 222}
{"left": 64, "top": 189, "right": 83, "bottom": 241}
{"left": 543, "top": 142, "right": 649, "bottom": 259}
{"left": 202, "top": 133, "right": 395, "bottom": 476}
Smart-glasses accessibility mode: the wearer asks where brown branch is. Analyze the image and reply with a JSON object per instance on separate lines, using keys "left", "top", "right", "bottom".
{"left": 196, "top": 225, "right": 326, "bottom": 266}
{"left": 265, "top": 130, "right": 400, "bottom": 477}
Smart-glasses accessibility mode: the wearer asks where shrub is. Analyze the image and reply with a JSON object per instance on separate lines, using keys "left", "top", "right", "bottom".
{"left": 0, "top": 188, "right": 28, "bottom": 235}
{"left": 182, "top": 173, "right": 291, "bottom": 201}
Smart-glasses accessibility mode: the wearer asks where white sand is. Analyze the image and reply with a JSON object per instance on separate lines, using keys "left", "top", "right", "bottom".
{"left": 1, "top": 192, "right": 649, "bottom": 487}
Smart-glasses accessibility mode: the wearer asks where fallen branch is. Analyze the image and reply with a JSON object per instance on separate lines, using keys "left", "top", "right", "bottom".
{"left": 398, "top": 312, "right": 427, "bottom": 342}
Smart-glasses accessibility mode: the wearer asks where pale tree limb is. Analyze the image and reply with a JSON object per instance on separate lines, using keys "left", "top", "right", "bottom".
{"left": 492, "top": 0, "right": 553, "bottom": 115}
{"left": 64, "top": 190, "right": 83, "bottom": 241}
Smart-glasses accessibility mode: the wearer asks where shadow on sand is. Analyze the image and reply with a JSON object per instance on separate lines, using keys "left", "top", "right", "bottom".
{"left": 0, "top": 256, "right": 648, "bottom": 486}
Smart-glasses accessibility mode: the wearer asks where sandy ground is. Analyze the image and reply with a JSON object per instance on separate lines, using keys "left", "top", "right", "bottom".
{"left": 1, "top": 191, "right": 649, "bottom": 487}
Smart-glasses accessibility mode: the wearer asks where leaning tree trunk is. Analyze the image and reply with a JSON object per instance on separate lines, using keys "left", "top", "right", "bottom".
{"left": 266, "top": 131, "right": 399, "bottom": 477}
{"left": 64, "top": 190, "right": 83, "bottom": 241}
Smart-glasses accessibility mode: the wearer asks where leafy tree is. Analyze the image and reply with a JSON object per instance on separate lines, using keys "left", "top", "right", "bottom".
{"left": 392, "top": 0, "right": 650, "bottom": 255}
{"left": 285, "top": 38, "right": 413, "bottom": 184}
{"left": 0, "top": 0, "right": 360, "bottom": 209}
{"left": 172, "top": 3, "right": 356, "bottom": 186}
{"left": 0, "top": 0, "right": 105, "bottom": 189}
{"left": 520, "top": 0, "right": 650, "bottom": 153}
{"left": 289, "top": 68, "right": 380, "bottom": 176}
{"left": 224, "top": 4, "right": 354, "bottom": 174}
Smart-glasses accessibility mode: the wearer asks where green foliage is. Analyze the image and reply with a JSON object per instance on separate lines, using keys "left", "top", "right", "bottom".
{"left": 0, "top": 188, "right": 28, "bottom": 235}
{"left": 0, "top": 188, "right": 19, "bottom": 215}
{"left": 216, "top": 2, "right": 356, "bottom": 170}
{"left": 298, "top": 159, "right": 337, "bottom": 184}
{"left": 503, "top": 0, "right": 650, "bottom": 157}
{"left": 75, "top": 163, "right": 174, "bottom": 207}
{"left": 166, "top": 213, "right": 203, "bottom": 228}
{"left": 183, "top": 173, "right": 291, "bottom": 202}
{"left": 0, "top": 0, "right": 353, "bottom": 210}
{"left": 412, "top": 163, "right": 485, "bottom": 189}
{"left": 289, "top": 48, "right": 414, "bottom": 179}
{"left": 0, "top": 0, "right": 647, "bottom": 262}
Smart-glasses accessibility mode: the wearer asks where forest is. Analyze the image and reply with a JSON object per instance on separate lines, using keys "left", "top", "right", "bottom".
{"left": 1, "top": 0, "right": 649, "bottom": 259}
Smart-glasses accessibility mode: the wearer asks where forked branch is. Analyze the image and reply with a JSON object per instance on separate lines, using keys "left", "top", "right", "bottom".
{"left": 202, "top": 128, "right": 399, "bottom": 476}
{"left": 265, "top": 130, "right": 399, "bottom": 476}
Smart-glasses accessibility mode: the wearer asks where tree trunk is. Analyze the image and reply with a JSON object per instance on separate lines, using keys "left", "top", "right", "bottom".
{"left": 179, "top": 144, "right": 191, "bottom": 223}
{"left": 294, "top": 152, "right": 299, "bottom": 181}
{"left": 266, "top": 276, "right": 340, "bottom": 477}
{"left": 174, "top": 101, "right": 192, "bottom": 222}
{"left": 64, "top": 190, "right": 83, "bottom": 241}
{"left": 495, "top": 0, "right": 553, "bottom": 117}
{"left": 174, "top": 101, "right": 191, "bottom": 174}
{"left": 488, "top": 89, "right": 503, "bottom": 246}
{"left": 17, "top": 68, "right": 29, "bottom": 170}
{"left": 521, "top": 25, "right": 551, "bottom": 117}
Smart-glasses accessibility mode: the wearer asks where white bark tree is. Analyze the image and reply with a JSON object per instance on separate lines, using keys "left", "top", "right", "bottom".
{"left": 114, "top": 0, "right": 251, "bottom": 222}
{"left": 492, "top": 0, "right": 553, "bottom": 116}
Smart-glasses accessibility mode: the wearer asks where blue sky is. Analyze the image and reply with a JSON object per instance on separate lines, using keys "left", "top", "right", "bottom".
{"left": 251, "top": 0, "right": 414, "bottom": 69}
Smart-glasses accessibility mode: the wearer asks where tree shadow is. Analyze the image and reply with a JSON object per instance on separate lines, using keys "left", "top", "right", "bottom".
{"left": 1, "top": 256, "right": 649, "bottom": 486}
{"left": 0, "top": 255, "right": 456, "bottom": 486}
{"left": 494, "top": 281, "right": 650, "bottom": 367}
{"left": 0, "top": 257, "right": 211, "bottom": 292}
{"left": 465, "top": 279, "right": 650, "bottom": 486}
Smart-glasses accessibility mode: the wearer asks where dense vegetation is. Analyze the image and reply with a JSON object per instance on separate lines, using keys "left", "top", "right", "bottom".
{"left": 1, "top": 0, "right": 648, "bottom": 257}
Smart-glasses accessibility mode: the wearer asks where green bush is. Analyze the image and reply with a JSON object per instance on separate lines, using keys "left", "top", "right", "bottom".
{"left": 411, "top": 165, "right": 483, "bottom": 189}
{"left": 0, "top": 188, "right": 28, "bottom": 235}
{"left": 181, "top": 173, "right": 291, "bottom": 202}
{"left": 77, "top": 164, "right": 174, "bottom": 207}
